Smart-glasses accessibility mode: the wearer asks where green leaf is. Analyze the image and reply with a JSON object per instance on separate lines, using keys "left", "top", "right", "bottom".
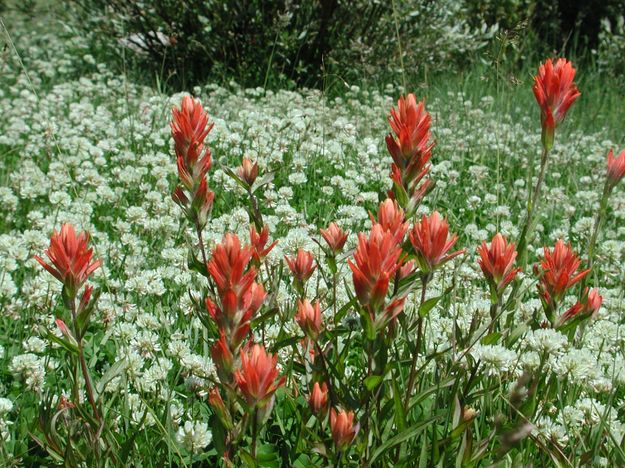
{"left": 239, "top": 449, "right": 257, "bottom": 467}
{"left": 334, "top": 294, "right": 356, "bottom": 324}
{"left": 96, "top": 359, "right": 126, "bottom": 395}
{"left": 392, "top": 179, "right": 409, "bottom": 209}
{"left": 251, "top": 307, "right": 279, "bottom": 327}
{"left": 222, "top": 165, "right": 250, "bottom": 191}
{"left": 409, "top": 377, "right": 456, "bottom": 410}
{"left": 480, "top": 332, "right": 501, "bottom": 345}
{"left": 370, "top": 417, "right": 438, "bottom": 464}
{"left": 419, "top": 296, "right": 442, "bottom": 317}
{"left": 76, "top": 289, "right": 101, "bottom": 337}
{"left": 253, "top": 171, "right": 275, "bottom": 192}
{"left": 187, "top": 248, "right": 208, "bottom": 277}
{"left": 256, "top": 444, "right": 280, "bottom": 464}
{"left": 392, "top": 378, "right": 406, "bottom": 432}
{"left": 364, "top": 375, "right": 383, "bottom": 391}
{"left": 293, "top": 454, "right": 311, "bottom": 468}
{"left": 47, "top": 331, "right": 78, "bottom": 354}
{"left": 269, "top": 336, "right": 300, "bottom": 353}
{"left": 418, "top": 285, "right": 454, "bottom": 318}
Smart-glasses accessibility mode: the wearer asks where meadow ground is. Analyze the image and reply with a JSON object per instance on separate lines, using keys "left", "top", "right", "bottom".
{"left": 1, "top": 5, "right": 625, "bottom": 467}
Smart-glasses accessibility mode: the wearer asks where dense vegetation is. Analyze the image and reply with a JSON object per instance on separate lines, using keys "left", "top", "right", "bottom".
{"left": 0, "top": 1, "right": 625, "bottom": 466}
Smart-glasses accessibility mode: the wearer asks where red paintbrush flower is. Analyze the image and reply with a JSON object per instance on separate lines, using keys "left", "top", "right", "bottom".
{"left": 211, "top": 331, "right": 234, "bottom": 377}
{"left": 557, "top": 287, "right": 602, "bottom": 327}
{"left": 35, "top": 224, "right": 102, "bottom": 298}
{"left": 607, "top": 148, "right": 625, "bottom": 189}
{"left": 409, "top": 212, "right": 465, "bottom": 274}
{"left": 208, "top": 387, "right": 232, "bottom": 429}
{"left": 206, "top": 283, "right": 265, "bottom": 349}
{"left": 170, "top": 96, "right": 215, "bottom": 228}
{"left": 207, "top": 234, "right": 265, "bottom": 349}
{"left": 308, "top": 382, "right": 329, "bottom": 418}
{"left": 386, "top": 94, "right": 433, "bottom": 169}
{"left": 285, "top": 249, "right": 316, "bottom": 283}
{"left": 537, "top": 240, "right": 589, "bottom": 305}
{"left": 295, "top": 299, "right": 323, "bottom": 339}
{"left": 234, "top": 344, "right": 285, "bottom": 408}
{"left": 320, "top": 222, "right": 349, "bottom": 254}
{"left": 373, "top": 198, "right": 409, "bottom": 242}
{"left": 532, "top": 58, "right": 580, "bottom": 150}
{"left": 477, "top": 233, "right": 521, "bottom": 295}
{"left": 207, "top": 233, "right": 255, "bottom": 296}
{"left": 237, "top": 157, "right": 259, "bottom": 187}
{"left": 348, "top": 224, "right": 403, "bottom": 311}
{"left": 385, "top": 94, "right": 434, "bottom": 212}
{"left": 249, "top": 225, "right": 278, "bottom": 265}
{"left": 330, "top": 408, "right": 359, "bottom": 449}
{"left": 171, "top": 96, "right": 214, "bottom": 187}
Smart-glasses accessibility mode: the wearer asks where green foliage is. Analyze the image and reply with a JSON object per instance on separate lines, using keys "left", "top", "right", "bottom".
{"left": 64, "top": 0, "right": 501, "bottom": 91}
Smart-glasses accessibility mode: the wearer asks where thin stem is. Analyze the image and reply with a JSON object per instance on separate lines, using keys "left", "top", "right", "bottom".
{"left": 69, "top": 298, "right": 100, "bottom": 424}
{"left": 587, "top": 183, "right": 610, "bottom": 272}
{"left": 195, "top": 220, "right": 208, "bottom": 267}
{"left": 314, "top": 341, "right": 339, "bottom": 406}
{"left": 403, "top": 276, "right": 429, "bottom": 411}
{"left": 487, "top": 297, "right": 501, "bottom": 334}
{"left": 251, "top": 408, "right": 258, "bottom": 459}
{"left": 517, "top": 146, "right": 550, "bottom": 269}
{"left": 364, "top": 345, "right": 372, "bottom": 463}
{"left": 332, "top": 270, "right": 338, "bottom": 323}
{"left": 247, "top": 188, "right": 263, "bottom": 231}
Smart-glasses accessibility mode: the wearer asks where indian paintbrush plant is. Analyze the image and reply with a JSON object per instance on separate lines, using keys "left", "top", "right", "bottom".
{"left": 28, "top": 56, "right": 625, "bottom": 466}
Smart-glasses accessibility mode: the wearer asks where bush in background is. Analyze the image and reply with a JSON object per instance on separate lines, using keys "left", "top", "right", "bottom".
{"left": 596, "top": 15, "right": 625, "bottom": 83}
{"left": 65, "top": 0, "right": 498, "bottom": 90}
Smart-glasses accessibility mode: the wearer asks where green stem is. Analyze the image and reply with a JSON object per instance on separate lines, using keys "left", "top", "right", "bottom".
{"left": 251, "top": 408, "right": 258, "bottom": 459}
{"left": 487, "top": 298, "right": 500, "bottom": 335}
{"left": 403, "top": 276, "right": 429, "bottom": 411}
{"left": 517, "top": 146, "right": 550, "bottom": 269}
{"left": 69, "top": 298, "right": 100, "bottom": 424}
{"left": 314, "top": 341, "right": 339, "bottom": 406}
{"left": 247, "top": 188, "right": 264, "bottom": 231}
{"left": 195, "top": 220, "right": 208, "bottom": 267}
{"left": 587, "top": 183, "right": 610, "bottom": 272}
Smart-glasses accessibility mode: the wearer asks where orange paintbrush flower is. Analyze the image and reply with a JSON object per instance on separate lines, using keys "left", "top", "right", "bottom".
{"left": 237, "top": 157, "right": 259, "bottom": 187}
{"left": 285, "top": 249, "right": 316, "bottom": 283}
{"left": 35, "top": 224, "right": 102, "bottom": 298}
{"left": 207, "top": 233, "right": 255, "bottom": 296}
{"left": 170, "top": 96, "right": 215, "bottom": 228}
{"left": 386, "top": 93, "right": 433, "bottom": 169}
{"left": 208, "top": 387, "right": 232, "bottom": 429}
{"left": 171, "top": 96, "right": 214, "bottom": 187}
{"left": 348, "top": 224, "right": 403, "bottom": 311}
{"left": 320, "top": 222, "right": 348, "bottom": 253}
{"left": 207, "top": 234, "right": 265, "bottom": 349}
{"left": 211, "top": 331, "right": 234, "bottom": 378}
{"left": 330, "top": 408, "right": 359, "bottom": 449}
{"left": 536, "top": 240, "right": 590, "bottom": 326}
{"left": 308, "top": 382, "right": 329, "bottom": 418}
{"left": 234, "top": 344, "right": 285, "bottom": 408}
{"left": 477, "top": 233, "right": 521, "bottom": 295}
{"left": 532, "top": 58, "right": 580, "bottom": 150}
{"left": 373, "top": 198, "right": 409, "bottom": 242}
{"left": 385, "top": 94, "right": 434, "bottom": 212}
{"left": 537, "top": 240, "right": 589, "bottom": 304}
{"left": 557, "top": 287, "right": 602, "bottom": 327}
{"left": 409, "top": 212, "right": 465, "bottom": 274}
{"left": 607, "top": 148, "right": 625, "bottom": 189}
{"left": 249, "top": 225, "right": 278, "bottom": 265}
{"left": 295, "top": 299, "right": 322, "bottom": 339}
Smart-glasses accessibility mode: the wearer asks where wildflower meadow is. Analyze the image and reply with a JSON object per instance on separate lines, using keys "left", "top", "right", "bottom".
{"left": 1, "top": 2, "right": 625, "bottom": 467}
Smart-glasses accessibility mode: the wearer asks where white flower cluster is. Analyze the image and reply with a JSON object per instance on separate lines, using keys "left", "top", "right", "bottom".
{"left": 176, "top": 420, "right": 212, "bottom": 454}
